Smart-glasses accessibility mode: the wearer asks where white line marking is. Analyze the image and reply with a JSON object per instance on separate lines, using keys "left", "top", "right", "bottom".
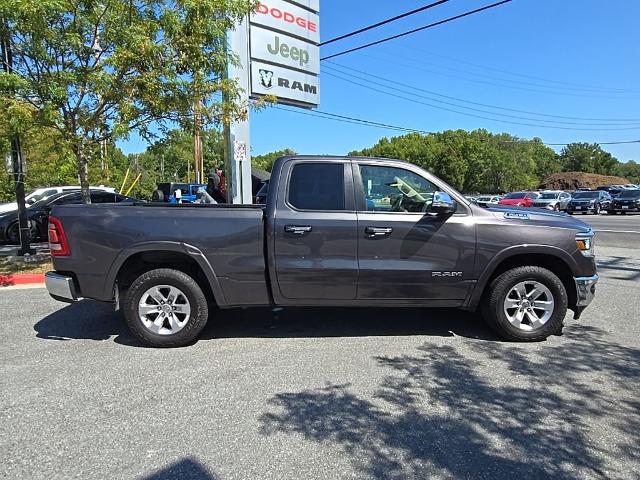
{"left": 595, "top": 229, "right": 640, "bottom": 234}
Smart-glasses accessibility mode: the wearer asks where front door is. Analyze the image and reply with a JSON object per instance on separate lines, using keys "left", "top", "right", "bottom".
{"left": 354, "top": 163, "right": 476, "bottom": 301}
{"left": 273, "top": 160, "right": 358, "bottom": 301}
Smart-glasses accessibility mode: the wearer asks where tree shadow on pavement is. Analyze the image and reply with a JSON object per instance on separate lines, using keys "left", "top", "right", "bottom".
{"left": 259, "top": 324, "right": 640, "bottom": 479}
{"left": 140, "top": 457, "right": 220, "bottom": 480}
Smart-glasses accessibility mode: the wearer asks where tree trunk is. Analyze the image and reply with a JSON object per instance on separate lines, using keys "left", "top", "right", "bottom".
{"left": 74, "top": 144, "right": 91, "bottom": 204}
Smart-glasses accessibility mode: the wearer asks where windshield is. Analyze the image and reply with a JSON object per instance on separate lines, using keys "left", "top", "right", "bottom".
{"left": 573, "top": 191, "right": 599, "bottom": 199}
{"left": 618, "top": 190, "right": 640, "bottom": 199}
{"left": 540, "top": 193, "right": 559, "bottom": 199}
{"left": 504, "top": 192, "right": 526, "bottom": 199}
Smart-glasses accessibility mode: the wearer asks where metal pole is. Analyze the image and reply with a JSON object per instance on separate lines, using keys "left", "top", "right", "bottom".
{"left": 224, "top": 16, "right": 252, "bottom": 204}
{"left": 1, "top": 18, "right": 34, "bottom": 255}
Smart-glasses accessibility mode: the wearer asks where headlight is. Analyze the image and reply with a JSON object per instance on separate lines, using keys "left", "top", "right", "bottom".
{"left": 576, "top": 231, "right": 595, "bottom": 257}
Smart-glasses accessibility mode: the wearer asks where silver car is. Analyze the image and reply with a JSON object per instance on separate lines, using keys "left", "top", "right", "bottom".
{"left": 532, "top": 191, "right": 572, "bottom": 211}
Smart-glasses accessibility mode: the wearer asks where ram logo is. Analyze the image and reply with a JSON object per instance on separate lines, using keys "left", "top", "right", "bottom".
{"left": 432, "top": 271, "right": 463, "bottom": 278}
{"left": 258, "top": 69, "right": 274, "bottom": 89}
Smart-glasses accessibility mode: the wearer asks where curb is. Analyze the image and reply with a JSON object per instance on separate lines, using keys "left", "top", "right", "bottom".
{"left": 0, "top": 273, "right": 46, "bottom": 287}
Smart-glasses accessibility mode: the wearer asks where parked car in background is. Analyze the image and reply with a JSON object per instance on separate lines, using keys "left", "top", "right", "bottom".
{"left": 497, "top": 191, "right": 540, "bottom": 207}
{"left": 567, "top": 190, "right": 611, "bottom": 215}
{"left": 475, "top": 195, "right": 502, "bottom": 208}
{"left": 596, "top": 185, "right": 629, "bottom": 197}
{"left": 532, "top": 191, "right": 572, "bottom": 211}
{"left": 0, "top": 185, "right": 115, "bottom": 214}
{"left": 152, "top": 183, "right": 206, "bottom": 204}
{"left": 608, "top": 189, "right": 640, "bottom": 214}
{"left": 0, "top": 190, "right": 135, "bottom": 244}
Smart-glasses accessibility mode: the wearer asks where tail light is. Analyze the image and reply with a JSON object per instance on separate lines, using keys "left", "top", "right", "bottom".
{"left": 48, "top": 216, "right": 70, "bottom": 257}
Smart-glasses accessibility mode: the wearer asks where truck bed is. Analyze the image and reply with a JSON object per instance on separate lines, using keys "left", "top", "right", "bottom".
{"left": 50, "top": 203, "right": 270, "bottom": 305}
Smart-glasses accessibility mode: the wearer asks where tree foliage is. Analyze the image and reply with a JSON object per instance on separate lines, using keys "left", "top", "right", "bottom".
{"left": 0, "top": 0, "right": 256, "bottom": 202}
{"left": 349, "top": 131, "right": 637, "bottom": 193}
{"left": 252, "top": 148, "right": 296, "bottom": 172}
{"left": 559, "top": 143, "right": 618, "bottom": 175}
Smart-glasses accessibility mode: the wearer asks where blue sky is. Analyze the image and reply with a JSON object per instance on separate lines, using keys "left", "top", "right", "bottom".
{"left": 119, "top": 0, "right": 640, "bottom": 161}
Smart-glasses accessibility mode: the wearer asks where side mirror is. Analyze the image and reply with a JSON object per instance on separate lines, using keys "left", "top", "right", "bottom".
{"left": 430, "top": 191, "right": 457, "bottom": 216}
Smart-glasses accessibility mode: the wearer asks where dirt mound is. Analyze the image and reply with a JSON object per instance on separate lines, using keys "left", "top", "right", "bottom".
{"left": 539, "top": 172, "right": 629, "bottom": 190}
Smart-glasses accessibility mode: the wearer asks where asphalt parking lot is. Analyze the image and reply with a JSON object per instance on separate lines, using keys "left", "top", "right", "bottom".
{"left": 1, "top": 219, "right": 639, "bottom": 479}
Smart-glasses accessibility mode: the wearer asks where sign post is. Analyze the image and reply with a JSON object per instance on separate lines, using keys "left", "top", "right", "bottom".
{"left": 225, "top": 0, "right": 320, "bottom": 204}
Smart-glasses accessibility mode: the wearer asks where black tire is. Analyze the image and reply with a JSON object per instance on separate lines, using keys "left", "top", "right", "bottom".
{"left": 151, "top": 189, "right": 165, "bottom": 202}
{"left": 622, "top": 211, "right": 627, "bottom": 215}
{"left": 123, "top": 268, "right": 209, "bottom": 347}
{"left": 481, "top": 266, "right": 568, "bottom": 342}
{"left": 567, "top": 211, "right": 573, "bottom": 215}
{"left": 553, "top": 204, "right": 560, "bottom": 211}
{"left": 6, "top": 221, "right": 37, "bottom": 245}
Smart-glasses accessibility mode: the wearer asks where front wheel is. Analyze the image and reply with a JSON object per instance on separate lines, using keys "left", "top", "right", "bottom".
{"left": 123, "top": 268, "right": 209, "bottom": 347}
{"left": 481, "top": 266, "right": 567, "bottom": 341}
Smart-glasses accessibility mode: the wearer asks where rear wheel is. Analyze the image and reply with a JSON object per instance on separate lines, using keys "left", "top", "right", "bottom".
{"left": 123, "top": 268, "right": 209, "bottom": 347}
{"left": 6, "top": 221, "right": 38, "bottom": 244}
{"left": 481, "top": 266, "right": 567, "bottom": 341}
{"left": 151, "top": 189, "right": 165, "bottom": 202}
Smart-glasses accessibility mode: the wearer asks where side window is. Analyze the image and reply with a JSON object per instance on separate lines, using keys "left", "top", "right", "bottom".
{"left": 91, "top": 193, "right": 116, "bottom": 203}
{"left": 359, "top": 165, "right": 437, "bottom": 213}
{"left": 288, "top": 163, "right": 345, "bottom": 211}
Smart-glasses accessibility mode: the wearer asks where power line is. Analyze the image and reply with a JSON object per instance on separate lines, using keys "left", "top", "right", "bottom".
{"left": 324, "top": 62, "right": 640, "bottom": 125}
{"left": 320, "top": 0, "right": 512, "bottom": 61}
{"left": 545, "top": 139, "right": 640, "bottom": 146}
{"left": 319, "top": 0, "right": 451, "bottom": 46}
{"left": 322, "top": 68, "right": 640, "bottom": 131}
{"left": 268, "top": 106, "right": 640, "bottom": 147}
{"left": 395, "top": 45, "right": 640, "bottom": 94}
{"left": 270, "top": 106, "right": 433, "bottom": 134}
{"left": 361, "top": 51, "right": 640, "bottom": 100}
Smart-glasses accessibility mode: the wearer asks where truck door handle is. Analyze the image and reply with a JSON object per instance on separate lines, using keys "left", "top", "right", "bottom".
{"left": 284, "top": 225, "right": 312, "bottom": 235}
{"left": 365, "top": 226, "right": 393, "bottom": 238}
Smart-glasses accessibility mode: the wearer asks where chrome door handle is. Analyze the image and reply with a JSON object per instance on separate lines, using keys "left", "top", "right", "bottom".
{"left": 365, "top": 226, "right": 393, "bottom": 238}
{"left": 284, "top": 225, "right": 312, "bottom": 235}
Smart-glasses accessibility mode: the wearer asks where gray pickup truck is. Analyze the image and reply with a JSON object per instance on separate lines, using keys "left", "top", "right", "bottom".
{"left": 45, "top": 156, "right": 598, "bottom": 347}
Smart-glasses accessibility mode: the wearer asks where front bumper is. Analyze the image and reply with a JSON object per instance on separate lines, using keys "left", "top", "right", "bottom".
{"left": 45, "top": 272, "right": 82, "bottom": 303}
{"left": 572, "top": 274, "right": 598, "bottom": 319}
{"left": 568, "top": 204, "right": 595, "bottom": 212}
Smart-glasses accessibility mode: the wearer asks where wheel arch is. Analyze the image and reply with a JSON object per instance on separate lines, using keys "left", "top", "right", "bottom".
{"left": 467, "top": 247, "right": 578, "bottom": 312}
{"left": 105, "top": 242, "right": 226, "bottom": 306}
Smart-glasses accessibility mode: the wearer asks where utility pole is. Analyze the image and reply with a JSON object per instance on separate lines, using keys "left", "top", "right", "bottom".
{"left": 1, "top": 18, "right": 34, "bottom": 255}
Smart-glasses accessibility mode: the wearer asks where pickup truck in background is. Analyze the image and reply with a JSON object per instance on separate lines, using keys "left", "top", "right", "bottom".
{"left": 45, "top": 156, "right": 599, "bottom": 347}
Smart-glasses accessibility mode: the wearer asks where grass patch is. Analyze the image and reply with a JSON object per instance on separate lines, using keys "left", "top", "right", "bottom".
{"left": 0, "top": 256, "right": 52, "bottom": 275}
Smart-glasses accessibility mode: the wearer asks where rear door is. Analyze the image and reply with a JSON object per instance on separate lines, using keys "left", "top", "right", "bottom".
{"left": 353, "top": 162, "right": 476, "bottom": 302}
{"left": 272, "top": 160, "right": 358, "bottom": 301}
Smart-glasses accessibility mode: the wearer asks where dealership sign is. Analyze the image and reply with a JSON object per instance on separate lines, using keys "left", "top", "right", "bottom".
{"left": 249, "top": 0, "right": 319, "bottom": 107}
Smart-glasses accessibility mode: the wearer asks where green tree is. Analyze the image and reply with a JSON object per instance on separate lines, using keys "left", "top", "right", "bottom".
{"left": 615, "top": 160, "right": 640, "bottom": 183}
{"left": 349, "top": 129, "right": 557, "bottom": 193}
{"left": 252, "top": 148, "right": 296, "bottom": 172}
{"left": 560, "top": 143, "right": 619, "bottom": 175}
{"left": 1, "top": 0, "right": 256, "bottom": 203}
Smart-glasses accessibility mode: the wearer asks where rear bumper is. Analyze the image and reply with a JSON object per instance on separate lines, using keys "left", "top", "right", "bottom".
{"left": 45, "top": 272, "right": 82, "bottom": 303}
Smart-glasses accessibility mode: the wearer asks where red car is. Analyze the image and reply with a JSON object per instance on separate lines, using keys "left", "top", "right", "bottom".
{"left": 498, "top": 191, "right": 540, "bottom": 207}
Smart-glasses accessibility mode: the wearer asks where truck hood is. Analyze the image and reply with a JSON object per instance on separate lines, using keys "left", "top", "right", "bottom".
{"left": 487, "top": 206, "right": 592, "bottom": 233}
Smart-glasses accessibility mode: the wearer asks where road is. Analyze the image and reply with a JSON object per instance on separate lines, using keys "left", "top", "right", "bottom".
{"left": 1, "top": 243, "right": 639, "bottom": 479}
{"left": 580, "top": 214, "right": 640, "bottom": 249}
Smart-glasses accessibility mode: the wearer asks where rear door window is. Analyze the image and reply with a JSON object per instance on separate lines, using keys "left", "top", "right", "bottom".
{"left": 287, "top": 163, "right": 345, "bottom": 211}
